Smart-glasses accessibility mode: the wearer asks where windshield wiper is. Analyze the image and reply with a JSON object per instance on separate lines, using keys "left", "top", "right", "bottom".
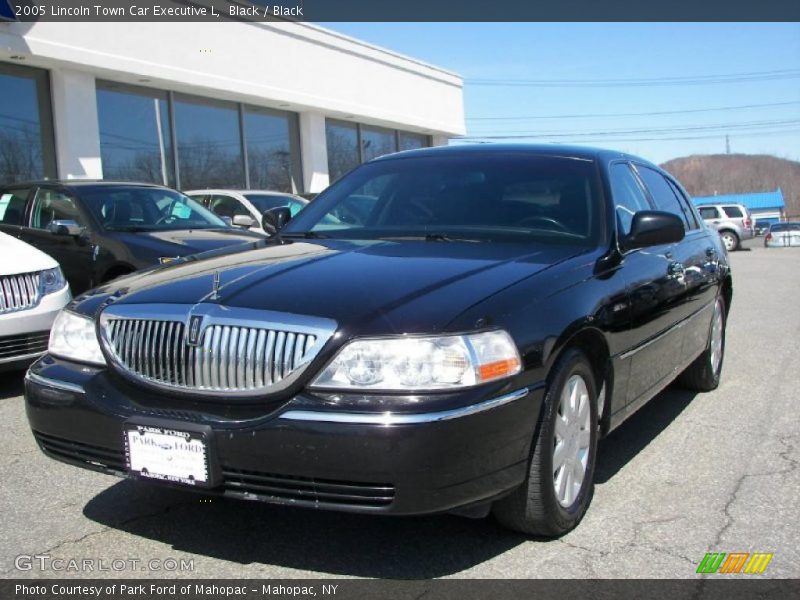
{"left": 376, "top": 233, "right": 483, "bottom": 243}
{"left": 106, "top": 225, "right": 153, "bottom": 232}
{"left": 279, "top": 231, "right": 329, "bottom": 239}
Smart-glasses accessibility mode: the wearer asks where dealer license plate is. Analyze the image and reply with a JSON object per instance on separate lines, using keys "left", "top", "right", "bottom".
{"left": 125, "top": 424, "right": 208, "bottom": 486}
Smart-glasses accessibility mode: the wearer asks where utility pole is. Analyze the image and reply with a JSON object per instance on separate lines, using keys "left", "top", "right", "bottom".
{"left": 725, "top": 135, "right": 730, "bottom": 155}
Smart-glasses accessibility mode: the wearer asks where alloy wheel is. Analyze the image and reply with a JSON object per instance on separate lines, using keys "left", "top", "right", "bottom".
{"left": 553, "top": 374, "right": 591, "bottom": 508}
{"left": 710, "top": 299, "right": 724, "bottom": 374}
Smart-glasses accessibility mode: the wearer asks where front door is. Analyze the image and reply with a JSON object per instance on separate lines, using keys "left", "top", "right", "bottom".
{"left": 19, "top": 187, "right": 94, "bottom": 293}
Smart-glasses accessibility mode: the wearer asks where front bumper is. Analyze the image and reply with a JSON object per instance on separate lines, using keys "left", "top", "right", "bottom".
{"left": 25, "top": 356, "right": 543, "bottom": 516}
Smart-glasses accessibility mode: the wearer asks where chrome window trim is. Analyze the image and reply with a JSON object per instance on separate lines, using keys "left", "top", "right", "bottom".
{"left": 98, "top": 303, "right": 337, "bottom": 398}
{"left": 279, "top": 387, "right": 531, "bottom": 425}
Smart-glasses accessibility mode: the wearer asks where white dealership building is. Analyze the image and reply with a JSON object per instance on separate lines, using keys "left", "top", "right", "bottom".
{"left": 0, "top": 19, "right": 464, "bottom": 193}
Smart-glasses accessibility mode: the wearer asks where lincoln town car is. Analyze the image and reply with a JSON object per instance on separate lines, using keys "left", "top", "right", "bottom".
{"left": 24, "top": 145, "right": 731, "bottom": 536}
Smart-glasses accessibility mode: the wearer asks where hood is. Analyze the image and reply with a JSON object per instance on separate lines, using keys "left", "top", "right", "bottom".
{"left": 110, "top": 228, "right": 264, "bottom": 259}
{"left": 0, "top": 232, "right": 58, "bottom": 275}
{"left": 78, "top": 239, "right": 586, "bottom": 335}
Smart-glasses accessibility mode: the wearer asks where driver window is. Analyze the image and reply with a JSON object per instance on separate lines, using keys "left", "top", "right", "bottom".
{"left": 30, "top": 189, "right": 84, "bottom": 230}
{"left": 609, "top": 163, "right": 652, "bottom": 236}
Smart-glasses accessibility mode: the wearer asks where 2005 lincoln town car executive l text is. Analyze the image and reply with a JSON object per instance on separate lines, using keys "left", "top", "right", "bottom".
{"left": 24, "top": 145, "right": 731, "bottom": 536}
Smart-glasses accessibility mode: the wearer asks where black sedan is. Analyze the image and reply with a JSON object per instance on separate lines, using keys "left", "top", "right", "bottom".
{"left": 24, "top": 145, "right": 731, "bottom": 536}
{"left": 0, "top": 181, "right": 265, "bottom": 294}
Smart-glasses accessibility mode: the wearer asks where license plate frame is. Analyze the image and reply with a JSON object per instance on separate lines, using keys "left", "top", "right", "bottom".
{"left": 123, "top": 418, "right": 218, "bottom": 488}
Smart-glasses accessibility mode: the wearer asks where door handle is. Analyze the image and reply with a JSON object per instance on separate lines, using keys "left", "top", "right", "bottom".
{"left": 667, "top": 261, "right": 685, "bottom": 277}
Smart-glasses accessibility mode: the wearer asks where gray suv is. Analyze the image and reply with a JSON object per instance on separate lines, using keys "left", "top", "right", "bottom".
{"left": 696, "top": 203, "right": 754, "bottom": 251}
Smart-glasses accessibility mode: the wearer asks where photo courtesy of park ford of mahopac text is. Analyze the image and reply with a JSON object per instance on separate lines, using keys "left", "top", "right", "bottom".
{"left": 1, "top": 1, "right": 800, "bottom": 599}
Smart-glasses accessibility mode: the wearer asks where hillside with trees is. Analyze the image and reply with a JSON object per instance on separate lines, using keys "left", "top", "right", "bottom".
{"left": 660, "top": 154, "right": 800, "bottom": 219}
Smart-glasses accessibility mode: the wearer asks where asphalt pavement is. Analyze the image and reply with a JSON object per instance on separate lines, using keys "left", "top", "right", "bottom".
{"left": 1, "top": 240, "right": 798, "bottom": 579}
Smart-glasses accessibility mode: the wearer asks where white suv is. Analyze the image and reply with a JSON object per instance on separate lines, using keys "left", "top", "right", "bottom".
{"left": 0, "top": 232, "right": 71, "bottom": 372}
{"left": 696, "top": 203, "right": 754, "bottom": 251}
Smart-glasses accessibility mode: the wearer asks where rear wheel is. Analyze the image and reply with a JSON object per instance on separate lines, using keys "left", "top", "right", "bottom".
{"left": 678, "top": 296, "right": 726, "bottom": 391}
{"left": 492, "top": 348, "right": 598, "bottom": 536}
{"left": 720, "top": 230, "right": 739, "bottom": 252}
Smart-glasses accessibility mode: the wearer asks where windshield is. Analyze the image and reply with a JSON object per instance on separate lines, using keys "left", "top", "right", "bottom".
{"left": 81, "top": 187, "right": 228, "bottom": 232}
{"left": 244, "top": 193, "right": 306, "bottom": 217}
{"left": 283, "top": 154, "right": 603, "bottom": 245}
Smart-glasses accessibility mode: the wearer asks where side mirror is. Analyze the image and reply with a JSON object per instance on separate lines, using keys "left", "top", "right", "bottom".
{"left": 48, "top": 219, "right": 82, "bottom": 236}
{"left": 262, "top": 206, "right": 292, "bottom": 236}
{"left": 232, "top": 214, "right": 256, "bottom": 228}
{"left": 622, "top": 210, "right": 685, "bottom": 251}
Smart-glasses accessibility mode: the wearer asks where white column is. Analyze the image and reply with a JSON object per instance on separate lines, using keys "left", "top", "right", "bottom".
{"left": 431, "top": 134, "right": 450, "bottom": 147}
{"left": 299, "top": 111, "right": 330, "bottom": 193}
{"left": 50, "top": 68, "right": 102, "bottom": 179}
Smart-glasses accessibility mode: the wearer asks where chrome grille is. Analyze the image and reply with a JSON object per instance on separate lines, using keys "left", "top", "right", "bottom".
{"left": 0, "top": 272, "right": 41, "bottom": 314}
{"left": 99, "top": 304, "right": 336, "bottom": 396}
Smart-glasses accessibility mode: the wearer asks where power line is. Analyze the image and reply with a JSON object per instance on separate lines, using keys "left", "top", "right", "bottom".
{"left": 466, "top": 100, "right": 800, "bottom": 121}
{"left": 463, "top": 119, "right": 800, "bottom": 140}
{"left": 451, "top": 127, "right": 800, "bottom": 145}
{"left": 467, "top": 68, "right": 800, "bottom": 88}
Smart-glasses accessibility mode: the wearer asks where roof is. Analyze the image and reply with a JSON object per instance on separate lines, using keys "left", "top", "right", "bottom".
{"left": 7, "top": 179, "right": 165, "bottom": 190}
{"left": 692, "top": 189, "right": 785, "bottom": 210}
{"left": 378, "top": 143, "right": 651, "bottom": 165}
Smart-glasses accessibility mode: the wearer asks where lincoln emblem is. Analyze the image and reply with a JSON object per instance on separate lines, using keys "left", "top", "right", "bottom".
{"left": 187, "top": 316, "right": 203, "bottom": 346}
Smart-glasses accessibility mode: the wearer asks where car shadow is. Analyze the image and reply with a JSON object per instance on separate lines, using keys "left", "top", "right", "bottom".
{"left": 0, "top": 370, "right": 26, "bottom": 401}
{"left": 82, "top": 384, "right": 698, "bottom": 577}
{"left": 595, "top": 384, "right": 698, "bottom": 484}
{"left": 83, "top": 482, "right": 528, "bottom": 578}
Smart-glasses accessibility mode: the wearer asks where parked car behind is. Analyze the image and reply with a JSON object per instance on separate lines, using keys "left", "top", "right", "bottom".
{"left": 0, "top": 232, "right": 70, "bottom": 372}
{"left": 754, "top": 221, "right": 772, "bottom": 236}
{"left": 696, "top": 203, "right": 754, "bottom": 251}
{"left": 25, "top": 145, "right": 731, "bottom": 537}
{"left": 764, "top": 222, "right": 800, "bottom": 247}
{"left": 185, "top": 189, "right": 308, "bottom": 235}
{"left": 0, "top": 182, "right": 265, "bottom": 294}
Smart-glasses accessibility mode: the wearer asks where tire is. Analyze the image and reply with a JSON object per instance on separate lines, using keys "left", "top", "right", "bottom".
{"left": 492, "top": 348, "right": 598, "bottom": 536}
{"left": 678, "top": 295, "right": 726, "bottom": 391}
{"left": 720, "top": 230, "right": 739, "bottom": 252}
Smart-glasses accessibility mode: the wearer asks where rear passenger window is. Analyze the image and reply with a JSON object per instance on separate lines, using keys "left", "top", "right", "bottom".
{"left": 609, "top": 163, "right": 652, "bottom": 236}
{"left": 635, "top": 166, "right": 691, "bottom": 230}
{"left": 0, "top": 188, "right": 30, "bottom": 225}
{"left": 666, "top": 179, "right": 699, "bottom": 229}
{"left": 722, "top": 206, "right": 743, "bottom": 218}
{"left": 698, "top": 207, "right": 719, "bottom": 220}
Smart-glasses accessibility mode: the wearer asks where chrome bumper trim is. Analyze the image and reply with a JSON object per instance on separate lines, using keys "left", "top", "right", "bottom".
{"left": 25, "top": 370, "right": 86, "bottom": 394}
{"left": 0, "top": 350, "right": 45, "bottom": 365}
{"left": 279, "top": 387, "right": 532, "bottom": 425}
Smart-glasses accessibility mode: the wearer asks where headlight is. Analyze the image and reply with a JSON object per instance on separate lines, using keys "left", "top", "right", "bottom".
{"left": 48, "top": 310, "right": 106, "bottom": 366}
{"left": 39, "top": 267, "right": 66, "bottom": 296}
{"left": 311, "top": 330, "right": 521, "bottom": 391}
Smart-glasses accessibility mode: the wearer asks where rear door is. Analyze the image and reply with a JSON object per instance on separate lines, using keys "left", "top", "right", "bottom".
{"left": 19, "top": 186, "right": 95, "bottom": 293}
{"left": 721, "top": 205, "right": 751, "bottom": 237}
{"left": 635, "top": 165, "right": 720, "bottom": 366}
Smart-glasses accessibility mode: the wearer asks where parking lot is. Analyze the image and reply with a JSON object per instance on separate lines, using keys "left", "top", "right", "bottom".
{"left": 1, "top": 240, "right": 798, "bottom": 579}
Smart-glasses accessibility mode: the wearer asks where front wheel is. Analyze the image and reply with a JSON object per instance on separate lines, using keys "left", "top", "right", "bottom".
{"left": 492, "top": 348, "right": 598, "bottom": 536}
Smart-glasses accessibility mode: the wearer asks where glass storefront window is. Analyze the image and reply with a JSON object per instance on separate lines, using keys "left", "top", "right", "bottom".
{"left": 326, "top": 120, "right": 360, "bottom": 184}
{"left": 96, "top": 82, "right": 175, "bottom": 186}
{"left": 326, "top": 120, "right": 429, "bottom": 184}
{"left": 399, "top": 131, "right": 428, "bottom": 151}
{"left": 173, "top": 94, "right": 244, "bottom": 189}
{"left": 361, "top": 126, "right": 397, "bottom": 163}
{"left": 244, "top": 106, "right": 301, "bottom": 193}
{"left": 0, "top": 64, "right": 56, "bottom": 185}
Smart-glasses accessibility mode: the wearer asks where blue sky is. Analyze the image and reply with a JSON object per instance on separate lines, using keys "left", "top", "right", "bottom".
{"left": 318, "top": 23, "right": 800, "bottom": 165}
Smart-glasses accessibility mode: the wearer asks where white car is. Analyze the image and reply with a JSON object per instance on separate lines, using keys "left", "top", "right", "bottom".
{"left": 764, "top": 222, "right": 800, "bottom": 248}
{"left": 184, "top": 190, "right": 308, "bottom": 235}
{"left": 0, "top": 232, "right": 71, "bottom": 372}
